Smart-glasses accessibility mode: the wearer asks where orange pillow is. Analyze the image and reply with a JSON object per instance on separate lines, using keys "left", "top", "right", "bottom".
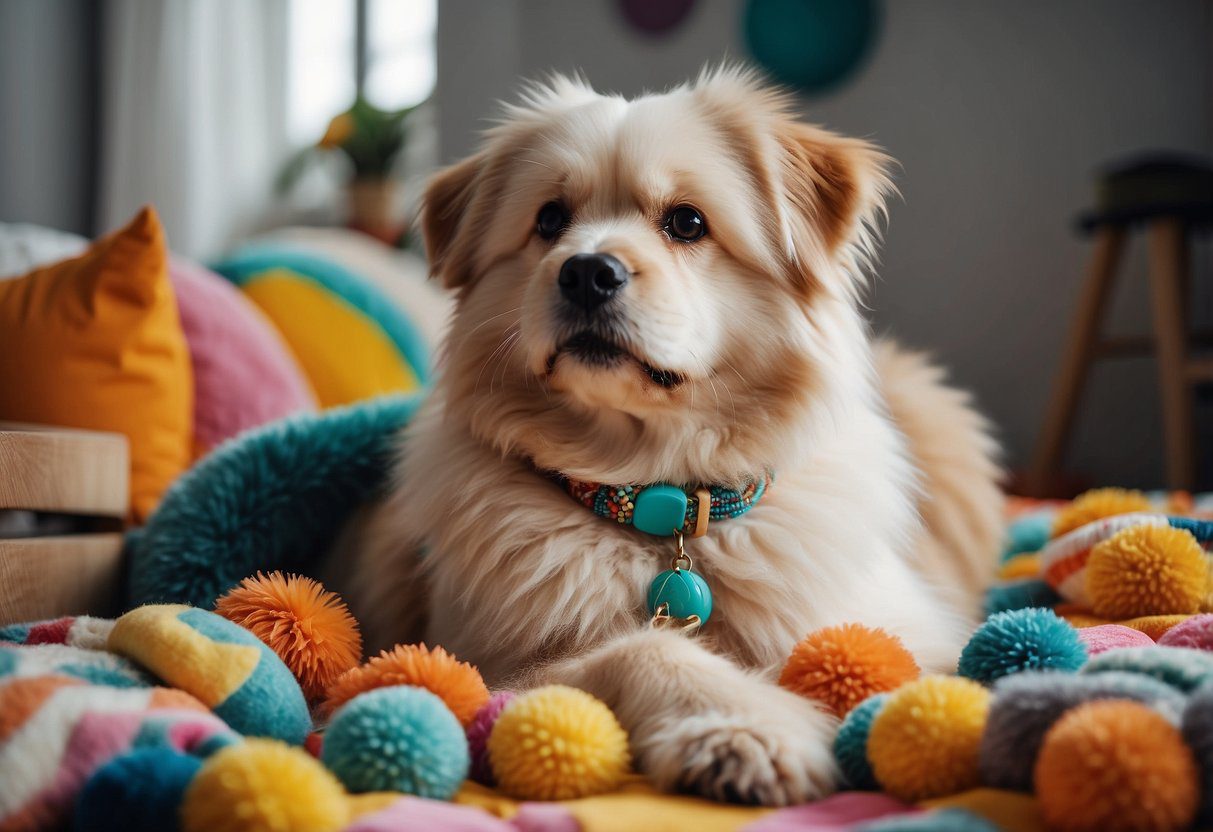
{"left": 0, "top": 207, "right": 192, "bottom": 521}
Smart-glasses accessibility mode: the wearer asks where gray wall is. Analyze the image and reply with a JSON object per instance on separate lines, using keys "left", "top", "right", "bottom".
{"left": 0, "top": 0, "right": 96, "bottom": 235}
{"left": 438, "top": 0, "right": 1213, "bottom": 488}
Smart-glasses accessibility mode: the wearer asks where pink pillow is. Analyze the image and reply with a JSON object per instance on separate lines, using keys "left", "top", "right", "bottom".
{"left": 170, "top": 259, "right": 316, "bottom": 457}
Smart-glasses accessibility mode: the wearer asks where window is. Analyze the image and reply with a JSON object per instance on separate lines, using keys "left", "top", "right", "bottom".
{"left": 286, "top": 0, "right": 437, "bottom": 147}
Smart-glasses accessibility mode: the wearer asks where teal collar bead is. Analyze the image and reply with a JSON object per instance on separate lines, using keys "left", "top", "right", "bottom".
{"left": 647, "top": 566, "right": 713, "bottom": 625}
{"left": 632, "top": 484, "right": 688, "bottom": 536}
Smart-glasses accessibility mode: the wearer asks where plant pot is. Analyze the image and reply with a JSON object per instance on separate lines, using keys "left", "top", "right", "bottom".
{"left": 347, "top": 178, "right": 403, "bottom": 244}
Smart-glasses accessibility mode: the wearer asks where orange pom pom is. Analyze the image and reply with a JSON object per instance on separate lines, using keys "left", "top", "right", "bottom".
{"left": 323, "top": 643, "right": 489, "bottom": 725}
{"left": 1035, "top": 700, "right": 1198, "bottom": 832}
{"left": 215, "top": 572, "right": 362, "bottom": 702}
{"left": 779, "top": 623, "right": 920, "bottom": 717}
{"left": 1051, "top": 488, "right": 1152, "bottom": 539}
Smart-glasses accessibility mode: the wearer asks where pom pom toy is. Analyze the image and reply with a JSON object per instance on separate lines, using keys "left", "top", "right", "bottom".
{"left": 983, "top": 579, "right": 1061, "bottom": 615}
{"left": 978, "top": 670, "right": 1185, "bottom": 790}
{"left": 213, "top": 572, "right": 359, "bottom": 703}
{"left": 779, "top": 623, "right": 920, "bottom": 717}
{"left": 957, "top": 608, "right": 1086, "bottom": 684}
{"left": 1082, "top": 645, "right": 1213, "bottom": 692}
{"left": 215, "top": 572, "right": 362, "bottom": 702}
{"left": 1034, "top": 700, "right": 1198, "bottom": 832}
{"left": 1076, "top": 623, "right": 1155, "bottom": 656}
{"left": 321, "top": 686, "right": 469, "bottom": 799}
{"left": 1159, "top": 613, "right": 1213, "bottom": 650}
{"left": 1039, "top": 512, "right": 1168, "bottom": 606}
{"left": 1182, "top": 682, "right": 1213, "bottom": 822}
{"left": 323, "top": 643, "right": 489, "bottom": 725}
{"left": 73, "top": 748, "right": 202, "bottom": 832}
{"left": 182, "top": 739, "right": 349, "bottom": 832}
{"left": 833, "top": 693, "right": 888, "bottom": 789}
{"left": 1051, "top": 487, "right": 1153, "bottom": 539}
{"left": 488, "top": 685, "right": 630, "bottom": 801}
{"left": 866, "top": 676, "right": 990, "bottom": 801}
{"left": 1000, "top": 510, "right": 1053, "bottom": 562}
{"left": 108, "top": 604, "right": 311, "bottom": 743}
{"left": 1086, "top": 525, "right": 1207, "bottom": 619}
{"left": 466, "top": 691, "right": 516, "bottom": 785}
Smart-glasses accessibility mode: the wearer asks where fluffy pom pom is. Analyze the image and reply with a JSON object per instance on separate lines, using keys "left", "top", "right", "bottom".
{"left": 779, "top": 624, "right": 920, "bottom": 717}
{"left": 1160, "top": 613, "right": 1213, "bottom": 650}
{"left": 978, "top": 670, "right": 1185, "bottom": 790}
{"left": 1035, "top": 700, "right": 1198, "bottom": 832}
{"left": 324, "top": 643, "right": 489, "bottom": 725}
{"left": 958, "top": 608, "right": 1086, "bottom": 684}
{"left": 466, "top": 691, "right": 516, "bottom": 785}
{"left": 1001, "top": 511, "right": 1053, "bottom": 562}
{"left": 867, "top": 676, "right": 990, "bottom": 801}
{"left": 322, "top": 686, "right": 469, "bottom": 799}
{"left": 215, "top": 572, "right": 362, "bottom": 702}
{"left": 983, "top": 579, "right": 1061, "bottom": 615}
{"left": 833, "top": 693, "right": 888, "bottom": 789}
{"left": 74, "top": 748, "right": 201, "bottom": 832}
{"left": 1082, "top": 645, "right": 1213, "bottom": 692}
{"left": 1051, "top": 488, "right": 1152, "bottom": 539}
{"left": 1086, "top": 525, "right": 1207, "bottom": 619}
{"left": 488, "top": 685, "right": 629, "bottom": 800}
{"left": 181, "top": 739, "right": 348, "bottom": 832}
{"left": 1076, "top": 624, "right": 1155, "bottom": 656}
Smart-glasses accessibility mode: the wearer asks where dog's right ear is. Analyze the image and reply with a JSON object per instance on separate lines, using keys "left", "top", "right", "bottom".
{"left": 420, "top": 153, "right": 484, "bottom": 289}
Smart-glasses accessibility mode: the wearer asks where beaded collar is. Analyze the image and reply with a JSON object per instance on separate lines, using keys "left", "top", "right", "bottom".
{"left": 552, "top": 473, "right": 772, "bottom": 538}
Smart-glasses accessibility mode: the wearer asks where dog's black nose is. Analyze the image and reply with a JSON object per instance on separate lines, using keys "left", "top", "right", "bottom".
{"left": 558, "top": 253, "right": 629, "bottom": 313}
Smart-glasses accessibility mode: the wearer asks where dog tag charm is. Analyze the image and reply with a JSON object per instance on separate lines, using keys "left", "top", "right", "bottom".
{"left": 646, "top": 530, "right": 712, "bottom": 626}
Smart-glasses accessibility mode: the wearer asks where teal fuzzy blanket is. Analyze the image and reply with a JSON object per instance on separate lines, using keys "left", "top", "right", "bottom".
{"left": 127, "top": 395, "right": 421, "bottom": 608}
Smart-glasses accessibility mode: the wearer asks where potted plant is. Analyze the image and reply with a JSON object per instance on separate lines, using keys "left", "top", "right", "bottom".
{"left": 279, "top": 97, "right": 419, "bottom": 243}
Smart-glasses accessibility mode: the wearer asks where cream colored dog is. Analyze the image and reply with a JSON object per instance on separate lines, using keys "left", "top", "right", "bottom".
{"left": 338, "top": 67, "right": 1002, "bottom": 806}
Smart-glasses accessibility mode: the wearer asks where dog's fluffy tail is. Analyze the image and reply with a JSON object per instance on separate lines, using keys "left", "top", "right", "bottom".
{"left": 874, "top": 340, "right": 1004, "bottom": 613}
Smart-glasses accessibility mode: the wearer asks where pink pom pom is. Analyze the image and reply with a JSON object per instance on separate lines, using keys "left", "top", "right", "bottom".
{"left": 1077, "top": 624, "right": 1155, "bottom": 655}
{"left": 466, "top": 690, "right": 516, "bottom": 785}
{"left": 1158, "top": 614, "right": 1213, "bottom": 651}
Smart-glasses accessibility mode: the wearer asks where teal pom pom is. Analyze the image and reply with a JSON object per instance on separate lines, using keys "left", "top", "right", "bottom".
{"left": 859, "top": 808, "right": 1000, "bottom": 831}
{"left": 1000, "top": 512, "right": 1053, "bottom": 562}
{"left": 1082, "top": 645, "right": 1213, "bottom": 692}
{"left": 321, "top": 686, "right": 469, "bottom": 799}
{"left": 958, "top": 608, "right": 1087, "bottom": 684}
{"left": 984, "top": 579, "right": 1061, "bottom": 615}
{"left": 73, "top": 748, "right": 201, "bottom": 832}
{"left": 834, "top": 693, "right": 887, "bottom": 789}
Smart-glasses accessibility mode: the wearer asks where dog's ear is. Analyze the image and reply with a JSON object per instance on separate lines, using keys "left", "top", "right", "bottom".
{"left": 420, "top": 153, "right": 484, "bottom": 289}
{"left": 776, "top": 121, "right": 893, "bottom": 293}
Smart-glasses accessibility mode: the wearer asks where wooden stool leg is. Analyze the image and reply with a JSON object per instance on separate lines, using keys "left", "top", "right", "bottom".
{"left": 1026, "top": 228, "right": 1126, "bottom": 496}
{"left": 1146, "top": 218, "right": 1195, "bottom": 490}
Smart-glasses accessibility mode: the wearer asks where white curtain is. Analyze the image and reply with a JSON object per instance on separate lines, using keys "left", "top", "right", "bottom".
{"left": 98, "top": 0, "right": 289, "bottom": 259}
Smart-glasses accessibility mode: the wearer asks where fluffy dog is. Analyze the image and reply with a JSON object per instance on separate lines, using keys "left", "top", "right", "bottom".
{"left": 338, "top": 67, "right": 1002, "bottom": 806}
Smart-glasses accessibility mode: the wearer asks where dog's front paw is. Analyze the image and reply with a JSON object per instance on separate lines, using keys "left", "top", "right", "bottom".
{"left": 638, "top": 694, "right": 839, "bottom": 806}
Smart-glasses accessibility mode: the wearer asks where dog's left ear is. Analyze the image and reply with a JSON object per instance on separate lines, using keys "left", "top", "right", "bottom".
{"left": 776, "top": 121, "right": 893, "bottom": 292}
{"left": 420, "top": 152, "right": 485, "bottom": 289}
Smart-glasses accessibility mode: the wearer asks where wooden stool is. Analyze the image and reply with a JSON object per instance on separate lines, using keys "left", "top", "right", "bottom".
{"left": 0, "top": 423, "right": 129, "bottom": 624}
{"left": 1027, "top": 155, "right": 1213, "bottom": 496}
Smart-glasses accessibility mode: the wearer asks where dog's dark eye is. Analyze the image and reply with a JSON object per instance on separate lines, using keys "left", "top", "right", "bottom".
{"left": 536, "top": 202, "right": 568, "bottom": 240}
{"left": 665, "top": 205, "right": 706, "bottom": 242}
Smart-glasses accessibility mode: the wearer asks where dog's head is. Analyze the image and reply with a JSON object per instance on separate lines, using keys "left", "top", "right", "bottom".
{"left": 422, "top": 68, "right": 892, "bottom": 485}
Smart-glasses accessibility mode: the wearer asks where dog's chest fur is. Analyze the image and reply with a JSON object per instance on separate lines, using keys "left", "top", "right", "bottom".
{"left": 390, "top": 396, "right": 968, "bottom": 685}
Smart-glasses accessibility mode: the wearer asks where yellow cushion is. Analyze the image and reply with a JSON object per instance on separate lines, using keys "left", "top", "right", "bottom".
{"left": 0, "top": 207, "right": 192, "bottom": 521}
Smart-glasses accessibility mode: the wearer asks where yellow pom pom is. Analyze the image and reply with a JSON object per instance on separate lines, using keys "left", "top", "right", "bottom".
{"left": 997, "top": 553, "right": 1041, "bottom": 581}
{"left": 1051, "top": 488, "right": 1152, "bottom": 539}
{"left": 867, "top": 675, "right": 990, "bottom": 801}
{"left": 488, "top": 685, "right": 629, "bottom": 800}
{"left": 1035, "top": 700, "right": 1198, "bottom": 832}
{"left": 1086, "top": 525, "right": 1207, "bottom": 619}
{"left": 182, "top": 739, "right": 349, "bottom": 832}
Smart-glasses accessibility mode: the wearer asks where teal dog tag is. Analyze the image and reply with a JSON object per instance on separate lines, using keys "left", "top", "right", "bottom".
{"left": 633, "top": 484, "right": 688, "bottom": 536}
{"left": 647, "top": 568, "right": 712, "bottom": 624}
